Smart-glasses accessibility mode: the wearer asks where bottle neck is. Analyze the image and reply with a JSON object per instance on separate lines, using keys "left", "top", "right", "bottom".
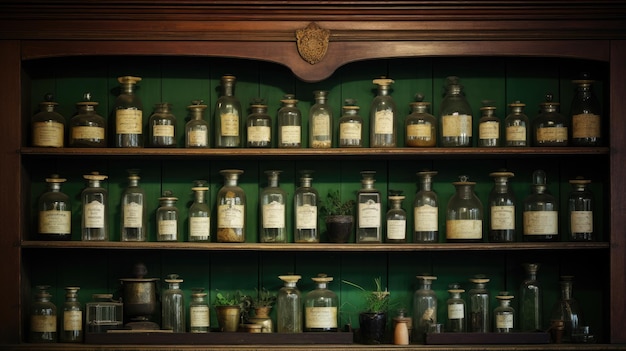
{"left": 560, "top": 281, "right": 573, "bottom": 300}
{"left": 223, "top": 83, "right": 235, "bottom": 97}
{"left": 128, "top": 179, "right": 139, "bottom": 187}
{"left": 456, "top": 184, "right": 474, "bottom": 199}
{"left": 300, "top": 178, "right": 312, "bottom": 188}
{"left": 88, "top": 180, "right": 101, "bottom": 188}
{"left": 419, "top": 178, "right": 432, "bottom": 191}
{"left": 121, "top": 83, "right": 134, "bottom": 94}
{"left": 493, "top": 180, "right": 509, "bottom": 193}
{"left": 194, "top": 191, "right": 206, "bottom": 203}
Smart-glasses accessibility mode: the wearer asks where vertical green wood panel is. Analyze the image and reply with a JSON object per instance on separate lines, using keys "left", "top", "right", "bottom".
{"left": 258, "top": 61, "right": 297, "bottom": 148}
{"left": 387, "top": 252, "right": 434, "bottom": 318}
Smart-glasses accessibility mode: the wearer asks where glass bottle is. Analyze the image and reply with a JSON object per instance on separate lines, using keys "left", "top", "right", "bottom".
{"left": 468, "top": 276, "right": 490, "bottom": 333}
{"left": 309, "top": 90, "right": 333, "bottom": 148}
{"left": 215, "top": 75, "right": 242, "bottom": 147}
{"left": 246, "top": 98, "right": 272, "bottom": 148}
{"left": 446, "top": 284, "right": 466, "bottom": 332}
{"left": 357, "top": 170, "right": 382, "bottom": 243}
{"left": 440, "top": 76, "right": 473, "bottom": 147}
{"left": 523, "top": 170, "right": 559, "bottom": 242}
{"left": 571, "top": 74, "right": 602, "bottom": 146}
{"left": 30, "top": 285, "right": 57, "bottom": 343}
{"left": 69, "top": 92, "right": 106, "bottom": 147}
{"left": 121, "top": 169, "right": 147, "bottom": 242}
{"left": 494, "top": 292, "right": 515, "bottom": 333}
{"left": 386, "top": 191, "right": 407, "bottom": 243}
{"left": 370, "top": 77, "right": 397, "bottom": 147}
{"left": 216, "top": 169, "right": 246, "bottom": 243}
{"left": 162, "top": 274, "right": 185, "bottom": 333}
{"left": 277, "top": 275, "right": 302, "bottom": 333}
{"left": 32, "top": 93, "right": 65, "bottom": 148}
{"left": 278, "top": 94, "right": 302, "bottom": 148}
{"left": 294, "top": 170, "right": 319, "bottom": 243}
{"left": 185, "top": 100, "right": 209, "bottom": 148}
{"left": 533, "top": 93, "right": 568, "bottom": 146}
{"left": 414, "top": 171, "right": 439, "bottom": 243}
{"left": 189, "top": 288, "right": 210, "bottom": 333}
{"left": 478, "top": 101, "right": 500, "bottom": 147}
{"left": 550, "top": 276, "right": 584, "bottom": 342}
{"left": 338, "top": 98, "right": 363, "bottom": 147}
{"left": 304, "top": 274, "right": 338, "bottom": 332}
{"left": 519, "top": 263, "right": 542, "bottom": 332}
{"left": 85, "top": 293, "right": 123, "bottom": 333}
{"left": 37, "top": 174, "right": 71, "bottom": 241}
{"left": 504, "top": 101, "right": 530, "bottom": 147}
{"left": 488, "top": 171, "right": 516, "bottom": 242}
{"left": 412, "top": 275, "right": 437, "bottom": 343}
{"left": 81, "top": 172, "right": 109, "bottom": 241}
{"left": 405, "top": 93, "right": 436, "bottom": 147}
{"left": 149, "top": 102, "right": 176, "bottom": 147}
{"left": 189, "top": 180, "right": 211, "bottom": 242}
{"left": 61, "top": 286, "right": 82, "bottom": 343}
{"left": 568, "top": 177, "right": 594, "bottom": 241}
{"left": 156, "top": 190, "right": 179, "bottom": 242}
{"left": 114, "top": 75, "right": 143, "bottom": 148}
{"left": 446, "top": 176, "right": 483, "bottom": 243}
{"left": 260, "top": 170, "right": 287, "bottom": 243}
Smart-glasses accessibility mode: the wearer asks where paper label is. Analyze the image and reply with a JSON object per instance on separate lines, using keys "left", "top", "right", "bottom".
{"left": 407, "top": 124, "right": 432, "bottom": 138}
{"left": 359, "top": 201, "right": 381, "bottom": 228}
{"left": 152, "top": 124, "right": 174, "bottom": 137}
{"left": 63, "top": 310, "right": 83, "bottom": 331}
{"left": 387, "top": 219, "right": 406, "bottom": 239}
{"left": 523, "top": 211, "right": 558, "bottom": 235}
{"left": 84, "top": 200, "right": 105, "bottom": 228}
{"left": 296, "top": 204, "right": 317, "bottom": 229}
{"left": 247, "top": 126, "right": 271, "bottom": 142}
{"left": 188, "top": 130, "right": 208, "bottom": 146}
{"left": 123, "top": 202, "right": 143, "bottom": 228}
{"left": 572, "top": 113, "right": 601, "bottom": 139}
{"left": 72, "top": 126, "right": 105, "bottom": 140}
{"left": 39, "top": 210, "right": 71, "bottom": 234}
{"left": 448, "top": 304, "right": 464, "bottom": 319}
{"left": 33, "top": 121, "right": 64, "bottom": 147}
{"left": 190, "top": 305, "right": 210, "bottom": 327}
{"left": 414, "top": 205, "right": 438, "bottom": 231}
{"left": 312, "top": 113, "right": 331, "bottom": 137}
{"left": 536, "top": 127, "right": 568, "bottom": 142}
{"left": 442, "top": 114, "right": 472, "bottom": 137}
{"left": 374, "top": 109, "right": 394, "bottom": 134}
{"left": 190, "top": 217, "right": 211, "bottom": 237}
{"left": 31, "top": 315, "right": 56, "bottom": 332}
{"left": 340, "top": 122, "right": 361, "bottom": 140}
{"left": 220, "top": 113, "right": 239, "bottom": 136}
{"left": 490, "top": 205, "right": 515, "bottom": 230}
{"left": 446, "top": 219, "right": 482, "bottom": 239}
{"left": 158, "top": 219, "right": 177, "bottom": 235}
{"left": 571, "top": 211, "right": 593, "bottom": 233}
{"left": 479, "top": 121, "right": 499, "bottom": 139}
{"left": 280, "top": 125, "right": 301, "bottom": 144}
{"left": 305, "top": 307, "right": 337, "bottom": 328}
{"left": 263, "top": 201, "right": 285, "bottom": 228}
{"left": 496, "top": 313, "right": 514, "bottom": 329}
{"left": 506, "top": 125, "right": 526, "bottom": 141}
{"left": 116, "top": 109, "right": 142, "bottom": 134}
{"left": 217, "top": 204, "right": 244, "bottom": 228}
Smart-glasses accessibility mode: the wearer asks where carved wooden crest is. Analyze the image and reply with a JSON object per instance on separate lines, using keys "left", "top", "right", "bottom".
{"left": 296, "top": 22, "right": 330, "bottom": 65}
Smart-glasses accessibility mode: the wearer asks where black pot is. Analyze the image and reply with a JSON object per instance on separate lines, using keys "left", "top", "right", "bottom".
{"left": 359, "top": 311, "right": 387, "bottom": 344}
{"left": 325, "top": 215, "right": 353, "bottom": 243}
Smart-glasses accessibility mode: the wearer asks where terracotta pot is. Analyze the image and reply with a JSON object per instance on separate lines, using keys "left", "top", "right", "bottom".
{"left": 325, "top": 215, "right": 353, "bottom": 243}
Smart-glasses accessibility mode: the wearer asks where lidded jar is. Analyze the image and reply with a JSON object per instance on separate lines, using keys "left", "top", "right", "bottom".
{"left": 185, "top": 100, "right": 209, "bottom": 148}
{"left": 70, "top": 92, "right": 106, "bottom": 147}
{"left": 60, "top": 286, "right": 82, "bottom": 343}
{"left": 294, "top": 170, "right": 319, "bottom": 243}
{"left": 494, "top": 292, "right": 515, "bottom": 333}
{"left": 488, "top": 170, "right": 516, "bottom": 242}
{"left": 570, "top": 74, "right": 602, "bottom": 146}
{"left": 216, "top": 169, "right": 246, "bottom": 242}
{"left": 533, "top": 93, "right": 568, "bottom": 146}
{"left": 412, "top": 275, "right": 437, "bottom": 343}
{"left": 32, "top": 93, "right": 65, "bottom": 148}
{"left": 446, "top": 176, "right": 483, "bottom": 243}
{"left": 309, "top": 90, "right": 333, "bottom": 148}
{"left": 246, "top": 98, "right": 272, "bottom": 148}
{"left": 149, "top": 102, "right": 176, "bottom": 147}
{"left": 370, "top": 77, "right": 397, "bottom": 147}
{"left": 30, "top": 285, "right": 57, "bottom": 343}
{"left": 446, "top": 284, "right": 467, "bottom": 333}
{"left": 568, "top": 177, "right": 594, "bottom": 241}
{"left": 162, "top": 274, "right": 185, "bottom": 332}
{"left": 414, "top": 170, "right": 439, "bottom": 243}
{"left": 120, "top": 169, "right": 147, "bottom": 242}
{"left": 81, "top": 172, "right": 109, "bottom": 241}
{"left": 505, "top": 101, "right": 530, "bottom": 146}
{"left": 405, "top": 93, "right": 436, "bottom": 147}
{"left": 304, "top": 274, "right": 338, "bottom": 332}
{"left": 114, "top": 76, "right": 143, "bottom": 148}
{"left": 519, "top": 263, "right": 542, "bottom": 332}
{"left": 215, "top": 74, "right": 242, "bottom": 147}
{"left": 156, "top": 190, "right": 179, "bottom": 242}
{"left": 357, "top": 170, "right": 382, "bottom": 243}
{"left": 260, "top": 170, "right": 287, "bottom": 243}
{"left": 468, "top": 276, "right": 490, "bottom": 333}
{"left": 277, "top": 94, "right": 302, "bottom": 148}
{"left": 386, "top": 190, "right": 407, "bottom": 243}
{"left": 277, "top": 275, "right": 303, "bottom": 333}
{"left": 38, "top": 174, "right": 72, "bottom": 241}
{"left": 478, "top": 101, "right": 500, "bottom": 147}
{"left": 189, "top": 288, "right": 210, "bottom": 333}
{"left": 189, "top": 180, "right": 211, "bottom": 242}
{"left": 440, "top": 76, "right": 473, "bottom": 147}
{"left": 338, "top": 98, "right": 363, "bottom": 147}
{"left": 523, "top": 170, "right": 559, "bottom": 242}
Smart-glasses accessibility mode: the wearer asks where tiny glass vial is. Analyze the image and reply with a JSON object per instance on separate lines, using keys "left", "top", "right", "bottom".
{"left": 215, "top": 75, "right": 242, "bottom": 148}
{"left": 70, "top": 92, "right": 106, "bottom": 147}
{"left": 157, "top": 191, "right": 179, "bottom": 242}
{"left": 405, "top": 93, "right": 436, "bottom": 147}
{"left": 81, "top": 172, "right": 109, "bottom": 241}
{"left": 189, "top": 180, "right": 211, "bottom": 242}
{"left": 30, "top": 285, "right": 57, "bottom": 343}
{"left": 309, "top": 90, "right": 333, "bottom": 148}
{"left": 149, "top": 102, "right": 176, "bottom": 147}
{"left": 523, "top": 170, "right": 559, "bottom": 242}
{"left": 488, "top": 171, "right": 516, "bottom": 242}
{"left": 304, "top": 274, "right": 338, "bottom": 332}
{"left": 571, "top": 74, "right": 602, "bottom": 146}
{"left": 568, "top": 177, "right": 594, "bottom": 241}
{"left": 217, "top": 169, "right": 246, "bottom": 243}
{"left": 357, "top": 171, "right": 382, "bottom": 243}
{"left": 38, "top": 174, "right": 72, "bottom": 241}
{"left": 246, "top": 98, "right": 272, "bottom": 148}
{"left": 32, "top": 93, "right": 65, "bottom": 148}
{"left": 414, "top": 171, "right": 439, "bottom": 243}
{"left": 114, "top": 76, "right": 143, "bottom": 148}
{"left": 440, "top": 76, "right": 473, "bottom": 147}
{"left": 413, "top": 275, "right": 437, "bottom": 343}
{"left": 533, "top": 93, "right": 568, "bottom": 146}
{"left": 61, "top": 286, "right": 82, "bottom": 343}
{"left": 446, "top": 284, "right": 466, "bottom": 333}
{"left": 121, "top": 169, "right": 147, "bottom": 242}
{"left": 446, "top": 176, "right": 483, "bottom": 243}
{"left": 278, "top": 94, "right": 302, "bottom": 148}
{"left": 494, "top": 292, "right": 515, "bottom": 333}
{"left": 162, "top": 274, "right": 185, "bottom": 333}
{"left": 505, "top": 101, "right": 530, "bottom": 147}
{"left": 519, "top": 263, "right": 542, "bottom": 332}
{"left": 185, "top": 100, "right": 209, "bottom": 148}
{"left": 478, "top": 101, "right": 500, "bottom": 147}
{"left": 468, "top": 276, "right": 490, "bottom": 333}
{"left": 338, "top": 98, "right": 363, "bottom": 147}
{"left": 386, "top": 191, "right": 407, "bottom": 243}
{"left": 189, "top": 288, "right": 210, "bottom": 333}
{"left": 277, "top": 275, "right": 303, "bottom": 333}
{"left": 370, "top": 77, "right": 397, "bottom": 147}
{"left": 260, "top": 170, "right": 287, "bottom": 243}
{"left": 294, "top": 170, "right": 319, "bottom": 243}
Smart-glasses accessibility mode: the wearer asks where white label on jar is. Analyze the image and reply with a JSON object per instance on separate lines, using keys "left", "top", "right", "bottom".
{"left": 479, "top": 121, "right": 499, "bottom": 139}
{"left": 190, "top": 216, "right": 210, "bottom": 237}
{"left": 305, "top": 306, "right": 337, "bottom": 329}
{"left": 496, "top": 313, "right": 514, "bottom": 329}
{"left": 448, "top": 304, "right": 464, "bottom": 319}
{"left": 296, "top": 204, "right": 317, "bottom": 229}
{"left": 407, "top": 124, "right": 432, "bottom": 139}
{"left": 442, "top": 114, "right": 472, "bottom": 137}
{"left": 263, "top": 201, "right": 285, "bottom": 228}
{"left": 571, "top": 211, "right": 593, "bottom": 233}
{"left": 39, "top": 210, "right": 71, "bottom": 234}
{"left": 414, "top": 205, "right": 438, "bottom": 232}
{"left": 33, "top": 121, "right": 64, "bottom": 147}
{"left": 31, "top": 315, "right": 57, "bottom": 332}
{"left": 536, "top": 127, "right": 568, "bottom": 143}
{"left": 158, "top": 219, "right": 177, "bottom": 235}
{"left": 123, "top": 202, "right": 143, "bottom": 228}
{"left": 153, "top": 124, "right": 174, "bottom": 138}
{"left": 190, "top": 305, "right": 210, "bottom": 327}
{"left": 572, "top": 113, "right": 601, "bottom": 139}
{"left": 188, "top": 129, "right": 208, "bottom": 146}
{"left": 116, "top": 109, "right": 142, "bottom": 134}
{"left": 374, "top": 109, "right": 394, "bottom": 134}
{"left": 84, "top": 200, "right": 105, "bottom": 228}
{"left": 220, "top": 113, "right": 239, "bottom": 136}
{"left": 359, "top": 201, "right": 381, "bottom": 228}
{"left": 491, "top": 205, "right": 515, "bottom": 230}
{"left": 72, "top": 126, "right": 105, "bottom": 141}
{"left": 247, "top": 126, "right": 271, "bottom": 142}
{"left": 506, "top": 125, "right": 526, "bottom": 142}
{"left": 217, "top": 204, "right": 244, "bottom": 229}
{"left": 312, "top": 113, "right": 330, "bottom": 137}
{"left": 446, "top": 219, "right": 482, "bottom": 239}
{"left": 387, "top": 219, "right": 406, "bottom": 239}
{"left": 64, "top": 310, "right": 83, "bottom": 331}
{"left": 280, "top": 125, "right": 301, "bottom": 144}
{"left": 523, "top": 211, "right": 558, "bottom": 235}
{"left": 340, "top": 122, "right": 361, "bottom": 140}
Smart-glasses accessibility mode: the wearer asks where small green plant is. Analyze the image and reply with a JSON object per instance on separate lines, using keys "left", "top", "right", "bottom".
{"left": 320, "top": 190, "right": 355, "bottom": 216}
{"left": 342, "top": 277, "right": 390, "bottom": 313}
{"left": 251, "top": 287, "right": 276, "bottom": 308}
{"left": 213, "top": 290, "right": 247, "bottom": 306}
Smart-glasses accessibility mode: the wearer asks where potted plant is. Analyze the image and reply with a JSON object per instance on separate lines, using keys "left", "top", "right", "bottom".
{"left": 343, "top": 277, "right": 390, "bottom": 344}
{"left": 320, "top": 189, "right": 355, "bottom": 243}
{"left": 213, "top": 290, "right": 248, "bottom": 332}
{"left": 245, "top": 287, "right": 276, "bottom": 333}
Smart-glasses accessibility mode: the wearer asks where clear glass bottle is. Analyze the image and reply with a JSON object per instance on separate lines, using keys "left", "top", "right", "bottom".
{"left": 446, "top": 284, "right": 466, "bottom": 333}
{"left": 81, "top": 172, "right": 109, "bottom": 241}
{"left": 523, "top": 170, "right": 559, "bottom": 242}
{"left": 488, "top": 171, "right": 516, "bottom": 242}
{"left": 30, "top": 285, "right": 57, "bottom": 343}
{"left": 85, "top": 293, "right": 123, "bottom": 333}
{"left": 185, "top": 100, "right": 209, "bottom": 148}
{"left": 149, "top": 102, "right": 176, "bottom": 147}
{"left": 440, "top": 76, "right": 473, "bottom": 147}
{"left": 309, "top": 90, "right": 333, "bottom": 148}
{"left": 32, "top": 93, "right": 65, "bottom": 148}
{"left": 446, "top": 176, "right": 483, "bottom": 243}
{"left": 338, "top": 98, "right": 363, "bottom": 147}
{"left": 568, "top": 177, "right": 594, "bottom": 241}
{"left": 61, "top": 286, "right": 82, "bottom": 343}
{"left": 494, "top": 292, "right": 515, "bottom": 333}
{"left": 386, "top": 191, "right": 407, "bottom": 243}
{"left": 414, "top": 171, "right": 439, "bottom": 243}
{"left": 571, "top": 74, "right": 602, "bottom": 146}
{"left": 304, "top": 274, "right": 338, "bottom": 332}
{"left": 189, "top": 180, "right": 211, "bottom": 242}
{"left": 478, "top": 101, "right": 500, "bottom": 147}
{"left": 162, "top": 274, "right": 185, "bottom": 333}
{"left": 468, "top": 276, "right": 490, "bottom": 333}
{"left": 215, "top": 75, "right": 242, "bottom": 148}
{"left": 405, "top": 93, "right": 436, "bottom": 147}
{"left": 519, "top": 263, "right": 542, "bottom": 332}
{"left": 277, "top": 275, "right": 302, "bottom": 333}
{"left": 189, "top": 288, "right": 210, "bottom": 333}
{"left": 533, "top": 93, "right": 568, "bottom": 146}
{"left": 70, "top": 92, "right": 106, "bottom": 147}
{"left": 38, "top": 174, "right": 71, "bottom": 241}
{"left": 216, "top": 169, "right": 246, "bottom": 243}
{"left": 121, "top": 169, "right": 147, "bottom": 242}
{"left": 370, "top": 77, "right": 397, "bottom": 147}
{"left": 246, "top": 98, "right": 272, "bottom": 148}
{"left": 294, "top": 170, "right": 319, "bottom": 243}
{"left": 278, "top": 94, "right": 302, "bottom": 148}
{"left": 114, "top": 75, "right": 143, "bottom": 148}
{"left": 412, "top": 275, "right": 437, "bottom": 343}
{"left": 156, "top": 190, "right": 179, "bottom": 242}
{"left": 357, "top": 170, "right": 382, "bottom": 243}
{"left": 260, "top": 170, "right": 287, "bottom": 243}
{"left": 551, "top": 276, "right": 584, "bottom": 342}
{"left": 505, "top": 101, "right": 530, "bottom": 147}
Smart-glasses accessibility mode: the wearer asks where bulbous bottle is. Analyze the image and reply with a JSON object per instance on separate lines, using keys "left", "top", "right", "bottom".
{"left": 294, "top": 170, "right": 319, "bottom": 243}
{"left": 149, "top": 102, "right": 176, "bottom": 147}
{"left": 216, "top": 169, "right": 246, "bottom": 242}
{"left": 185, "top": 100, "right": 209, "bottom": 148}
{"left": 38, "top": 174, "right": 71, "bottom": 241}
{"left": 278, "top": 94, "right": 302, "bottom": 148}
{"left": 370, "top": 77, "right": 397, "bottom": 147}
{"left": 277, "top": 275, "right": 302, "bottom": 333}
{"left": 413, "top": 275, "right": 437, "bottom": 343}
{"left": 533, "top": 93, "right": 568, "bottom": 146}
{"left": 550, "top": 276, "right": 584, "bottom": 342}
{"left": 570, "top": 74, "right": 602, "bottom": 146}
{"left": 468, "top": 277, "right": 490, "bottom": 333}
{"left": 568, "top": 177, "right": 594, "bottom": 241}
{"left": 189, "top": 180, "right": 211, "bottom": 242}
{"left": 338, "top": 98, "right": 363, "bottom": 147}
{"left": 519, "top": 263, "right": 542, "bottom": 332}
{"left": 70, "top": 92, "right": 106, "bottom": 147}
{"left": 440, "top": 76, "right": 473, "bottom": 147}
{"left": 494, "top": 292, "right": 515, "bottom": 333}
{"left": 30, "top": 285, "right": 57, "bottom": 343}
{"left": 304, "top": 274, "right": 338, "bottom": 332}
{"left": 504, "top": 101, "right": 530, "bottom": 147}
{"left": 309, "top": 90, "right": 333, "bottom": 148}
{"left": 405, "top": 93, "right": 436, "bottom": 147}
{"left": 260, "top": 170, "right": 287, "bottom": 243}
{"left": 121, "top": 170, "right": 147, "bottom": 242}
{"left": 357, "top": 171, "right": 382, "bottom": 243}
{"left": 478, "top": 102, "right": 500, "bottom": 147}
{"left": 81, "top": 172, "right": 109, "bottom": 241}
{"left": 523, "top": 170, "right": 559, "bottom": 242}
{"left": 488, "top": 171, "right": 516, "bottom": 242}
{"left": 386, "top": 191, "right": 407, "bottom": 243}
{"left": 60, "top": 287, "right": 82, "bottom": 343}
{"left": 215, "top": 75, "right": 242, "bottom": 147}
{"left": 446, "top": 176, "right": 483, "bottom": 243}
{"left": 32, "top": 93, "right": 65, "bottom": 148}
{"left": 162, "top": 274, "right": 185, "bottom": 332}
{"left": 246, "top": 98, "right": 272, "bottom": 148}
{"left": 446, "top": 284, "right": 466, "bottom": 332}
{"left": 114, "top": 76, "right": 143, "bottom": 148}
{"left": 156, "top": 191, "right": 179, "bottom": 242}
{"left": 414, "top": 171, "right": 439, "bottom": 243}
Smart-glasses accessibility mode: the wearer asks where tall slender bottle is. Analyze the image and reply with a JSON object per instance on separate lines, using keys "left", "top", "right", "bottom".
{"left": 189, "top": 180, "right": 211, "bottom": 242}
{"left": 162, "top": 274, "right": 185, "bottom": 332}
{"left": 468, "top": 276, "right": 490, "bottom": 333}
{"left": 121, "top": 170, "right": 147, "bottom": 242}
{"left": 81, "top": 172, "right": 109, "bottom": 241}
{"left": 338, "top": 98, "right": 363, "bottom": 147}
{"left": 246, "top": 98, "right": 272, "bottom": 148}
{"left": 370, "top": 77, "right": 397, "bottom": 147}
{"left": 260, "top": 170, "right": 287, "bottom": 243}
{"left": 386, "top": 191, "right": 407, "bottom": 243}
{"left": 60, "top": 287, "right": 82, "bottom": 343}
{"left": 216, "top": 169, "right": 246, "bottom": 242}
{"left": 38, "top": 174, "right": 72, "bottom": 241}
{"left": 70, "top": 92, "right": 106, "bottom": 147}
{"left": 570, "top": 74, "right": 602, "bottom": 146}
{"left": 277, "top": 275, "right": 303, "bottom": 333}
{"left": 304, "top": 274, "right": 338, "bottom": 332}
{"left": 30, "top": 285, "right": 57, "bottom": 343}
{"left": 215, "top": 75, "right": 242, "bottom": 147}
{"left": 440, "top": 76, "right": 473, "bottom": 147}
{"left": 519, "top": 263, "right": 542, "bottom": 332}
{"left": 568, "top": 177, "right": 594, "bottom": 241}
{"left": 488, "top": 171, "right": 516, "bottom": 242}
{"left": 32, "top": 93, "right": 65, "bottom": 148}
{"left": 357, "top": 171, "right": 382, "bottom": 243}
{"left": 446, "top": 176, "right": 483, "bottom": 243}
{"left": 413, "top": 275, "right": 437, "bottom": 343}
{"left": 278, "top": 94, "right": 302, "bottom": 148}
{"left": 414, "top": 171, "right": 438, "bottom": 243}
{"left": 523, "top": 170, "right": 559, "bottom": 242}
{"left": 185, "top": 100, "right": 209, "bottom": 148}
{"left": 294, "top": 170, "right": 319, "bottom": 243}
{"left": 504, "top": 101, "right": 530, "bottom": 147}
{"left": 446, "top": 284, "right": 466, "bottom": 332}
{"left": 114, "top": 76, "right": 143, "bottom": 148}
{"left": 309, "top": 90, "right": 333, "bottom": 148}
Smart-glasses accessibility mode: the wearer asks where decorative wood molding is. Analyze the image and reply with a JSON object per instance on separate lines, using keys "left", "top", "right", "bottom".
{"left": 295, "top": 22, "right": 330, "bottom": 64}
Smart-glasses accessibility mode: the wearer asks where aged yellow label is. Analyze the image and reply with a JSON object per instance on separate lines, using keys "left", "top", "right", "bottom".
{"left": 190, "top": 305, "right": 210, "bottom": 327}
{"left": 312, "top": 113, "right": 331, "bottom": 137}
{"left": 39, "top": 210, "right": 71, "bottom": 234}
{"left": 71, "top": 126, "right": 105, "bottom": 140}
{"left": 570, "top": 211, "right": 593, "bottom": 233}
{"left": 152, "top": 125, "right": 174, "bottom": 138}
{"left": 340, "top": 122, "right": 361, "bottom": 140}
{"left": 536, "top": 127, "right": 567, "bottom": 143}
{"left": 217, "top": 204, "right": 244, "bottom": 228}
{"left": 33, "top": 121, "right": 64, "bottom": 147}
{"left": 446, "top": 219, "right": 482, "bottom": 239}
{"left": 491, "top": 206, "right": 515, "bottom": 230}
{"left": 407, "top": 124, "right": 432, "bottom": 139}
{"left": 190, "top": 217, "right": 210, "bottom": 237}
{"left": 63, "top": 310, "right": 82, "bottom": 331}
{"left": 572, "top": 113, "right": 600, "bottom": 139}
{"left": 188, "top": 130, "right": 208, "bottom": 146}
{"left": 506, "top": 125, "right": 526, "bottom": 141}
{"left": 116, "top": 109, "right": 142, "bottom": 134}
{"left": 305, "top": 307, "right": 337, "bottom": 329}
{"left": 247, "top": 126, "right": 271, "bottom": 143}
{"left": 280, "top": 125, "right": 301, "bottom": 144}
{"left": 296, "top": 204, "right": 317, "bottom": 229}
{"left": 374, "top": 109, "right": 394, "bottom": 134}
{"left": 479, "top": 121, "right": 499, "bottom": 139}
{"left": 523, "top": 211, "right": 558, "bottom": 235}
{"left": 442, "top": 114, "right": 472, "bottom": 137}
{"left": 414, "top": 205, "right": 438, "bottom": 232}
{"left": 387, "top": 219, "right": 406, "bottom": 239}
{"left": 220, "top": 113, "right": 239, "bottom": 136}
{"left": 262, "top": 201, "right": 285, "bottom": 228}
